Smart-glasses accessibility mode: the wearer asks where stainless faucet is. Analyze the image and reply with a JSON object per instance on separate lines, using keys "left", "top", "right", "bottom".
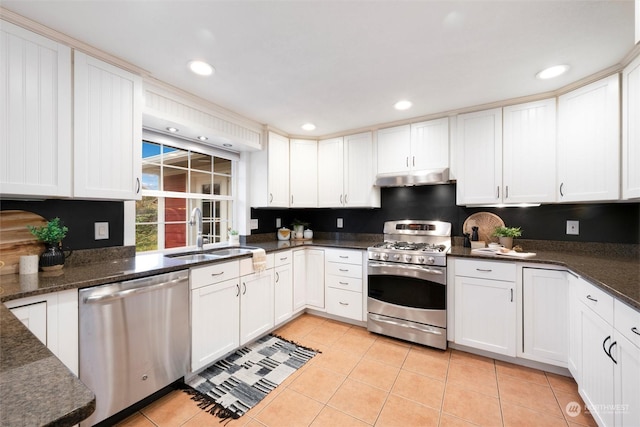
{"left": 190, "top": 207, "right": 204, "bottom": 250}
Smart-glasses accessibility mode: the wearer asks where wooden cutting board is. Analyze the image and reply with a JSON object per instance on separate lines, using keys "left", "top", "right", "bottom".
{"left": 0, "top": 210, "right": 47, "bottom": 275}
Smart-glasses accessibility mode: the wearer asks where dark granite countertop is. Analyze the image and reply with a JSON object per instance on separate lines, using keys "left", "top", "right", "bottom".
{"left": 0, "top": 239, "right": 637, "bottom": 426}
{"left": 449, "top": 246, "right": 640, "bottom": 310}
{"left": 0, "top": 304, "right": 95, "bottom": 426}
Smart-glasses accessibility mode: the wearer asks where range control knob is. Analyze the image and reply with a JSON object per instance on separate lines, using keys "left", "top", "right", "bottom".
{"left": 392, "top": 254, "right": 401, "bottom": 261}
{"left": 380, "top": 253, "right": 389, "bottom": 261}
{"left": 426, "top": 256, "right": 435, "bottom": 265}
{"left": 403, "top": 254, "right": 413, "bottom": 263}
{"left": 417, "top": 256, "right": 425, "bottom": 264}
{"left": 370, "top": 252, "right": 379, "bottom": 259}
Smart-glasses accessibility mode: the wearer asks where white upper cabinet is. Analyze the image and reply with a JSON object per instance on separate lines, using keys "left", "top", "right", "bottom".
{"left": 376, "top": 119, "right": 449, "bottom": 175}
{"left": 557, "top": 74, "right": 620, "bottom": 202}
{"left": 74, "top": 52, "right": 142, "bottom": 200}
{"left": 623, "top": 55, "right": 640, "bottom": 199}
{"left": 502, "top": 99, "right": 557, "bottom": 203}
{"left": 289, "top": 139, "right": 318, "bottom": 207}
{"left": 319, "top": 132, "right": 379, "bottom": 208}
{"left": 249, "top": 131, "right": 290, "bottom": 207}
{"left": 456, "top": 108, "right": 503, "bottom": 205}
{"left": 0, "top": 20, "right": 72, "bottom": 198}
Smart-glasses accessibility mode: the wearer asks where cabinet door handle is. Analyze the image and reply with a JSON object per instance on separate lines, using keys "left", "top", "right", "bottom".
{"left": 412, "top": 156, "right": 415, "bottom": 167}
{"left": 560, "top": 183, "right": 564, "bottom": 197}
{"left": 269, "top": 193, "right": 273, "bottom": 203}
{"left": 496, "top": 186, "right": 500, "bottom": 199}
{"left": 242, "top": 282, "right": 247, "bottom": 295}
{"left": 406, "top": 157, "right": 409, "bottom": 167}
{"left": 505, "top": 185, "right": 509, "bottom": 199}
{"left": 608, "top": 340, "right": 617, "bottom": 364}
{"left": 136, "top": 177, "right": 141, "bottom": 194}
{"left": 236, "top": 284, "right": 240, "bottom": 297}
{"left": 586, "top": 295, "right": 598, "bottom": 302}
{"left": 510, "top": 288, "right": 514, "bottom": 302}
{"left": 602, "top": 336, "right": 617, "bottom": 364}
{"left": 340, "top": 194, "right": 343, "bottom": 204}
{"left": 275, "top": 272, "right": 279, "bottom": 283}
{"left": 476, "top": 268, "right": 492, "bottom": 272}
{"left": 339, "top": 301, "right": 349, "bottom": 306}
{"left": 291, "top": 195, "right": 294, "bottom": 205}
{"left": 632, "top": 327, "right": 640, "bottom": 336}
{"left": 344, "top": 194, "right": 348, "bottom": 204}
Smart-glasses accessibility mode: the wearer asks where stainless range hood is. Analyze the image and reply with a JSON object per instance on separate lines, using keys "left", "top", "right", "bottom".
{"left": 375, "top": 168, "right": 450, "bottom": 187}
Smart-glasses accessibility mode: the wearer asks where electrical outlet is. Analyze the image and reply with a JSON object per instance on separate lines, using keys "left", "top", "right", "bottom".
{"left": 337, "top": 218, "right": 344, "bottom": 228}
{"left": 95, "top": 222, "right": 109, "bottom": 240}
{"left": 250, "top": 219, "right": 259, "bottom": 230}
{"left": 276, "top": 218, "right": 281, "bottom": 228}
{"left": 566, "top": 220, "right": 579, "bottom": 235}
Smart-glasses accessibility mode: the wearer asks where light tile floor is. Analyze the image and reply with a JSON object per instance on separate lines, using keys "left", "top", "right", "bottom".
{"left": 117, "top": 314, "right": 596, "bottom": 427}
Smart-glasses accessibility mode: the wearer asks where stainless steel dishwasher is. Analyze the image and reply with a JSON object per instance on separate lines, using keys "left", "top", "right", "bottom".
{"left": 79, "top": 270, "right": 189, "bottom": 426}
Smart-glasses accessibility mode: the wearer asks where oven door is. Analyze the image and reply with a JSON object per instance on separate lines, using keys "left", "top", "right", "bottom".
{"left": 367, "top": 261, "right": 446, "bottom": 328}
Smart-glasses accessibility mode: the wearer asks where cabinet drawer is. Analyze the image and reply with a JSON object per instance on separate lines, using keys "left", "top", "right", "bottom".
{"left": 191, "top": 260, "right": 240, "bottom": 289}
{"left": 274, "top": 250, "right": 292, "bottom": 267}
{"left": 326, "top": 288, "right": 363, "bottom": 321}
{"left": 326, "top": 262, "right": 362, "bottom": 279}
{"left": 615, "top": 299, "right": 640, "bottom": 347}
{"left": 325, "top": 249, "right": 362, "bottom": 265}
{"left": 326, "top": 275, "right": 362, "bottom": 292}
{"left": 455, "top": 259, "right": 516, "bottom": 282}
{"left": 577, "top": 279, "right": 614, "bottom": 322}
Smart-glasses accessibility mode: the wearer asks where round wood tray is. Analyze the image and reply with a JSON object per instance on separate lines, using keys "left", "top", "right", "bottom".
{"left": 462, "top": 212, "right": 505, "bottom": 243}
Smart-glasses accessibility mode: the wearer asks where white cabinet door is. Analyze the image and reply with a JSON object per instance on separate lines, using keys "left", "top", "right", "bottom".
{"left": 558, "top": 74, "right": 620, "bottom": 202}
{"left": 614, "top": 332, "right": 640, "bottom": 427}
{"left": 568, "top": 274, "right": 582, "bottom": 380}
{"left": 456, "top": 108, "right": 503, "bottom": 205}
{"left": 318, "top": 137, "right": 344, "bottom": 207}
{"left": 622, "top": 55, "right": 640, "bottom": 199}
{"left": 503, "top": 99, "right": 557, "bottom": 203}
{"left": 454, "top": 275, "right": 516, "bottom": 356}
{"left": 274, "top": 263, "right": 293, "bottom": 326}
{"left": 578, "top": 303, "right": 615, "bottom": 427}
{"left": 292, "top": 250, "right": 307, "bottom": 311}
{"left": 289, "top": 139, "right": 318, "bottom": 207}
{"left": 240, "top": 269, "right": 274, "bottom": 344}
{"left": 74, "top": 52, "right": 142, "bottom": 200}
{"left": 521, "top": 268, "right": 569, "bottom": 366}
{"left": 344, "top": 131, "right": 378, "bottom": 207}
{"left": 267, "top": 132, "right": 290, "bottom": 207}
{"left": 0, "top": 20, "right": 72, "bottom": 198}
{"left": 377, "top": 125, "right": 411, "bottom": 175}
{"left": 9, "top": 302, "right": 48, "bottom": 345}
{"left": 191, "top": 278, "right": 240, "bottom": 371}
{"left": 411, "top": 118, "right": 449, "bottom": 171}
{"left": 305, "top": 249, "right": 325, "bottom": 309}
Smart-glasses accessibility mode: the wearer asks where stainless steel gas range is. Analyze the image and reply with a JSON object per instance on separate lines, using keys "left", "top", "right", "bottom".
{"left": 367, "top": 220, "right": 451, "bottom": 350}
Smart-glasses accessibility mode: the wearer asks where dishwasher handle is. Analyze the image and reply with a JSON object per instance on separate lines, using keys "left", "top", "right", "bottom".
{"left": 84, "top": 273, "right": 188, "bottom": 304}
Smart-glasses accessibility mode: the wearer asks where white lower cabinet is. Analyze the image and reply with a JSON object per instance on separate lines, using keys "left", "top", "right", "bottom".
{"left": 324, "top": 248, "right": 364, "bottom": 321}
{"left": 454, "top": 259, "right": 517, "bottom": 356}
{"left": 292, "top": 250, "right": 307, "bottom": 311}
{"left": 521, "top": 268, "right": 569, "bottom": 366}
{"left": 615, "top": 331, "right": 640, "bottom": 427}
{"left": 240, "top": 269, "right": 275, "bottom": 345}
{"left": 5, "top": 289, "right": 78, "bottom": 375}
{"left": 305, "top": 249, "right": 325, "bottom": 310}
{"left": 274, "top": 251, "right": 293, "bottom": 326}
{"left": 190, "top": 261, "right": 240, "bottom": 372}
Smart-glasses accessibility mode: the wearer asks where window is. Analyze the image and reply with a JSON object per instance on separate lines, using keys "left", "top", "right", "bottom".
{"left": 135, "top": 137, "right": 236, "bottom": 252}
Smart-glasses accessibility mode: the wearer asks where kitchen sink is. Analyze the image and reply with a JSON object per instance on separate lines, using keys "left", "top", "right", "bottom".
{"left": 167, "top": 247, "right": 257, "bottom": 262}
{"left": 204, "top": 247, "right": 256, "bottom": 256}
{"left": 167, "top": 253, "right": 225, "bottom": 262}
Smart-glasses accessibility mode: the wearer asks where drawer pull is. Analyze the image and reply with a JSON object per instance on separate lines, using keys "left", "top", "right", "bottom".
{"left": 339, "top": 268, "right": 349, "bottom": 272}
{"left": 279, "top": 257, "right": 288, "bottom": 261}
{"left": 339, "top": 255, "right": 349, "bottom": 259}
{"left": 632, "top": 327, "right": 640, "bottom": 336}
{"left": 586, "top": 295, "right": 598, "bottom": 302}
{"left": 476, "top": 268, "right": 492, "bottom": 272}
{"left": 339, "top": 281, "right": 349, "bottom": 285}
{"left": 211, "top": 272, "right": 224, "bottom": 277}
{"left": 339, "top": 302, "right": 349, "bottom": 306}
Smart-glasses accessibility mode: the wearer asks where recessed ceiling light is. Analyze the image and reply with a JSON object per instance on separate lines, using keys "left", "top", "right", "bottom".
{"left": 394, "top": 100, "right": 412, "bottom": 111}
{"left": 197, "top": 136, "right": 208, "bottom": 141}
{"left": 188, "top": 60, "right": 214, "bottom": 76}
{"left": 536, "top": 65, "right": 569, "bottom": 80}
{"left": 301, "top": 123, "right": 316, "bottom": 131}
{"left": 166, "top": 127, "right": 179, "bottom": 133}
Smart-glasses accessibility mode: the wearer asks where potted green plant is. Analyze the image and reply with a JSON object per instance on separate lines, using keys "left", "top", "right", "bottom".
{"left": 492, "top": 226, "right": 522, "bottom": 250}
{"left": 28, "top": 217, "right": 69, "bottom": 270}
{"left": 228, "top": 227, "right": 240, "bottom": 245}
{"left": 291, "top": 219, "right": 309, "bottom": 239}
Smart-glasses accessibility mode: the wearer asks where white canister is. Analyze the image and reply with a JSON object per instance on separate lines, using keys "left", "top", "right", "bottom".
{"left": 303, "top": 229, "right": 313, "bottom": 239}
{"left": 19, "top": 255, "right": 39, "bottom": 275}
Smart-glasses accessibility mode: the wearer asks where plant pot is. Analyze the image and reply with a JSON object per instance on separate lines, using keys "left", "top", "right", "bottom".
{"left": 40, "top": 243, "right": 65, "bottom": 271}
{"left": 228, "top": 234, "right": 240, "bottom": 246}
{"left": 499, "top": 236, "right": 514, "bottom": 250}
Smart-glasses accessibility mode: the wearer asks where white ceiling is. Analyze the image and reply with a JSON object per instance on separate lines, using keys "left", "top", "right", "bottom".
{"left": 2, "top": 1, "right": 636, "bottom": 138}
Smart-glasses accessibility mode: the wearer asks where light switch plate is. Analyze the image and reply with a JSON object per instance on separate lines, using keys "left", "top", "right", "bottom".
{"left": 337, "top": 218, "right": 344, "bottom": 228}
{"left": 566, "top": 220, "right": 579, "bottom": 235}
{"left": 250, "top": 219, "right": 259, "bottom": 230}
{"left": 95, "top": 222, "right": 109, "bottom": 240}
{"left": 276, "top": 218, "right": 281, "bottom": 228}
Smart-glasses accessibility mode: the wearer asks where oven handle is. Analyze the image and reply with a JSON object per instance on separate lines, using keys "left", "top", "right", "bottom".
{"left": 368, "top": 261, "right": 446, "bottom": 284}
{"left": 368, "top": 262, "right": 444, "bottom": 275}
{"left": 369, "top": 313, "right": 443, "bottom": 335}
